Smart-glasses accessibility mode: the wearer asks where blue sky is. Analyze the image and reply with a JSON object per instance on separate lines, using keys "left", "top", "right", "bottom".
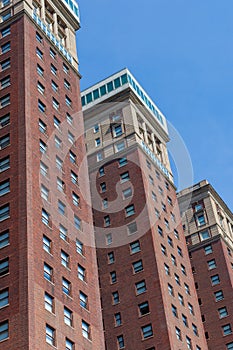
{"left": 77, "top": 0, "right": 233, "bottom": 210}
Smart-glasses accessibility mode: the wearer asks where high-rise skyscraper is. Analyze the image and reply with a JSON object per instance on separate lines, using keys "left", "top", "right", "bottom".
{"left": 82, "top": 69, "right": 208, "bottom": 350}
{"left": 178, "top": 180, "right": 233, "bottom": 350}
{"left": 0, "top": 0, "right": 104, "bottom": 349}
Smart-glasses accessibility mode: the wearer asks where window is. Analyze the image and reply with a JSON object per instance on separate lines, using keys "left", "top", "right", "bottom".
{"left": 135, "top": 280, "right": 146, "bottom": 294}
{"left": 0, "top": 156, "right": 10, "bottom": 172}
{"left": 40, "top": 161, "right": 48, "bottom": 177}
{"left": 178, "top": 293, "right": 184, "bottom": 306}
{"left": 61, "top": 250, "right": 69, "bottom": 268}
{"left": 112, "top": 291, "right": 119, "bottom": 304}
{"left": 171, "top": 304, "right": 178, "bottom": 317}
{"left": 1, "top": 42, "right": 10, "bottom": 54}
{"left": 158, "top": 186, "right": 163, "bottom": 196}
{"left": 181, "top": 264, "right": 186, "bottom": 275}
{"left": 110, "top": 271, "right": 117, "bottom": 283}
{"left": 204, "top": 245, "right": 212, "bottom": 255}
{"left": 106, "top": 233, "right": 112, "bottom": 245}
{"left": 115, "top": 312, "right": 122, "bottom": 326}
{"left": 0, "top": 320, "right": 8, "bottom": 341}
{"left": 51, "top": 63, "right": 57, "bottom": 75}
{"left": 62, "top": 277, "right": 71, "bottom": 296}
{"left": 164, "top": 263, "right": 170, "bottom": 275}
{"left": 108, "top": 252, "right": 115, "bottom": 264}
{"left": 0, "top": 179, "right": 9, "bottom": 196}
{"left": 82, "top": 320, "right": 90, "bottom": 339}
{"left": 93, "top": 124, "right": 99, "bottom": 133}
{"left": 67, "top": 113, "right": 73, "bottom": 125}
{"left": 115, "top": 140, "right": 125, "bottom": 152}
{"left": 168, "top": 236, "right": 173, "bottom": 247}
{"left": 0, "top": 94, "right": 10, "bottom": 108}
{"left": 130, "top": 240, "right": 141, "bottom": 254}
{"left": 184, "top": 283, "right": 190, "bottom": 295}
{"left": 38, "top": 99, "right": 46, "bottom": 113}
{"left": 171, "top": 254, "right": 176, "bottom": 266}
{"left": 218, "top": 306, "right": 228, "bottom": 318}
{"left": 95, "top": 137, "right": 101, "bottom": 147}
{"left": 41, "top": 184, "right": 49, "bottom": 201}
{"left": 78, "top": 264, "right": 86, "bottom": 281}
{"left": 133, "top": 260, "right": 143, "bottom": 273}
{"left": 113, "top": 124, "right": 123, "bottom": 137}
{"left": 80, "top": 291, "right": 88, "bottom": 309}
{"left": 65, "top": 95, "right": 72, "bottom": 108}
{"left": 186, "top": 336, "right": 192, "bottom": 350}
{"left": 59, "top": 224, "right": 67, "bottom": 241}
{"left": 76, "top": 239, "right": 84, "bottom": 255}
{"left": 0, "top": 288, "right": 8, "bottom": 308}
{"left": 70, "top": 150, "right": 76, "bottom": 164}
{"left": 36, "top": 31, "right": 43, "bottom": 43}
{"left": 192, "top": 323, "right": 198, "bottom": 336}
{"left": 120, "top": 171, "right": 129, "bottom": 183}
{"left": 102, "top": 198, "right": 108, "bottom": 209}
{"left": 39, "top": 139, "right": 47, "bottom": 154}
{"left": 1, "top": 58, "right": 10, "bottom": 70}
{"left": 162, "top": 202, "right": 167, "bottom": 212}
{"left": 39, "top": 119, "right": 46, "bottom": 134}
{"left": 100, "top": 182, "right": 106, "bottom": 193}
{"left": 125, "top": 204, "right": 135, "bottom": 217}
{"left": 127, "top": 221, "right": 137, "bottom": 235}
{"left": 117, "top": 335, "right": 124, "bottom": 349}
{"left": 64, "top": 79, "right": 70, "bottom": 90}
{"left": 50, "top": 48, "right": 56, "bottom": 59}
{"left": 208, "top": 259, "right": 216, "bottom": 270}
{"left": 158, "top": 226, "right": 163, "bottom": 236}
{"left": 52, "top": 97, "right": 59, "bottom": 110}
{"left": 149, "top": 175, "right": 154, "bottom": 186}
{"left": 177, "top": 246, "right": 183, "bottom": 257}
{"left": 36, "top": 47, "right": 43, "bottom": 59}
{"left": 58, "top": 200, "right": 66, "bottom": 216}
{"left": 37, "top": 81, "right": 44, "bottom": 94}
{"left": 74, "top": 215, "right": 82, "bottom": 230}
{"left": 227, "top": 342, "right": 233, "bottom": 349}
{"left": 43, "top": 235, "right": 51, "bottom": 254}
{"left": 54, "top": 116, "right": 61, "bottom": 129}
{"left": 118, "top": 157, "right": 127, "bottom": 167}
{"left": 164, "top": 218, "right": 170, "bottom": 229}
{"left": 175, "top": 327, "right": 182, "bottom": 341}
{"left": 51, "top": 80, "right": 58, "bottom": 92}
{"left": 63, "top": 63, "right": 69, "bottom": 74}
{"left": 65, "top": 338, "right": 74, "bottom": 350}
{"left": 211, "top": 274, "right": 220, "bottom": 285}
{"left": 72, "top": 192, "right": 80, "bottom": 207}
{"left": 142, "top": 324, "right": 153, "bottom": 339}
{"left": 174, "top": 229, "right": 179, "bottom": 239}
{"left": 200, "top": 230, "right": 210, "bottom": 241}
{"left": 56, "top": 177, "right": 64, "bottom": 192}
{"left": 37, "top": 64, "right": 44, "bottom": 77}
{"left": 0, "top": 257, "right": 8, "bottom": 277}
{"left": 0, "top": 204, "right": 9, "bottom": 221}
{"left": 104, "top": 215, "right": 110, "bottom": 227}
{"left": 188, "top": 302, "right": 194, "bottom": 315}
{"left": 168, "top": 283, "right": 174, "bottom": 296}
{"left": 44, "top": 263, "right": 53, "bottom": 282}
{"left": 71, "top": 170, "right": 78, "bottom": 185}
{"left": 138, "top": 301, "right": 149, "bottom": 316}
{"left": 64, "top": 306, "right": 73, "bottom": 327}
{"left": 197, "top": 214, "right": 206, "bottom": 226}
{"left": 1, "top": 26, "right": 11, "bottom": 38}
{"left": 0, "top": 230, "right": 9, "bottom": 249}
{"left": 46, "top": 324, "right": 55, "bottom": 346}
{"left": 182, "top": 314, "right": 188, "bottom": 327}
{"left": 68, "top": 131, "right": 75, "bottom": 145}
{"left": 161, "top": 244, "right": 167, "bottom": 256}
{"left": 56, "top": 156, "right": 63, "bottom": 170}
{"left": 222, "top": 324, "right": 232, "bottom": 336}
{"left": 0, "top": 76, "right": 10, "bottom": 89}
{"left": 44, "top": 292, "right": 54, "bottom": 313}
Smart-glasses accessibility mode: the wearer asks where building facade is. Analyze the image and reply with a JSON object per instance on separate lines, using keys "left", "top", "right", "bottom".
{"left": 82, "top": 69, "right": 208, "bottom": 350}
{"left": 0, "top": 0, "right": 104, "bottom": 349}
{"left": 178, "top": 180, "right": 233, "bottom": 350}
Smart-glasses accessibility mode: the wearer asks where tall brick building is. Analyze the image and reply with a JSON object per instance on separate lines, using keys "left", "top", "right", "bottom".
{"left": 0, "top": 0, "right": 104, "bottom": 349}
{"left": 82, "top": 69, "right": 208, "bottom": 350}
{"left": 178, "top": 180, "right": 233, "bottom": 350}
